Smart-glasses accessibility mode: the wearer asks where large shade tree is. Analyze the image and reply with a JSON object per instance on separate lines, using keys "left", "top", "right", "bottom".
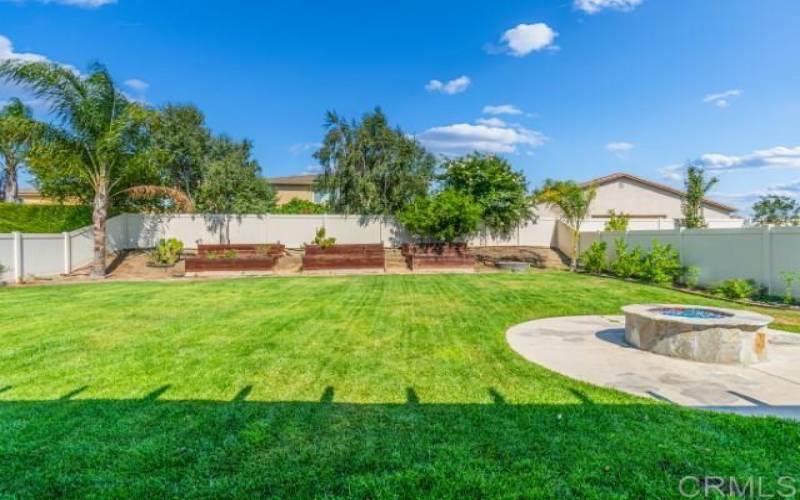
{"left": 535, "top": 179, "right": 597, "bottom": 271}
{"left": 0, "top": 98, "right": 39, "bottom": 202}
{"left": 0, "top": 60, "right": 158, "bottom": 278}
{"left": 314, "top": 108, "right": 436, "bottom": 216}
{"left": 195, "top": 136, "right": 276, "bottom": 243}
{"left": 151, "top": 104, "right": 210, "bottom": 204}
{"left": 752, "top": 194, "right": 800, "bottom": 226}
{"left": 440, "top": 152, "right": 532, "bottom": 238}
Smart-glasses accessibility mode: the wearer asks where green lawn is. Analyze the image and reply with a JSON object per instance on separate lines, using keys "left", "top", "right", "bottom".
{"left": 1, "top": 271, "right": 798, "bottom": 497}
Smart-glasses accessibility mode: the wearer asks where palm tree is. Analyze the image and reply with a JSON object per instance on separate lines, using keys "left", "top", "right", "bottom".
{"left": 0, "top": 60, "right": 156, "bottom": 278}
{"left": 0, "top": 98, "right": 39, "bottom": 202}
{"left": 535, "top": 179, "right": 597, "bottom": 271}
{"left": 682, "top": 164, "right": 718, "bottom": 229}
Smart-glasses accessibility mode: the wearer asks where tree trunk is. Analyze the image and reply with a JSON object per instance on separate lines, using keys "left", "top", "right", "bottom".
{"left": 570, "top": 228, "right": 579, "bottom": 272}
{"left": 3, "top": 159, "right": 19, "bottom": 203}
{"left": 89, "top": 181, "right": 109, "bottom": 279}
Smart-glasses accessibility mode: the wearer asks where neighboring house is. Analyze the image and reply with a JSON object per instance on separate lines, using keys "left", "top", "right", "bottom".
{"left": 539, "top": 172, "right": 739, "bottom": 228}
{"left": 268, "top": 175, "right": 320, "bottom": 205}
{"left": 17, "top": 187, "right": 57, "bottom": 205}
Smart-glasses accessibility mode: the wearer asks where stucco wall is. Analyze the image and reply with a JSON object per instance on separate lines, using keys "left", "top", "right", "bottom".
{"left": 588, "top": 178, "right": 733, "bottom": 220}
{"left": 274, "top": 185, "right": 314, "bottom": 205}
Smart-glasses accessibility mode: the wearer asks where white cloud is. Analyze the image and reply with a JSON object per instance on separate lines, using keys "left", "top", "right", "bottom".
{"left": 425, "top": 75, "right": 471, "bottom": 95}
{"left": 574, "top": 0, "right": 643, "bottom": 14}
{"left": 15, "top": 0, "right": 116, "bottom": 7}
{"left": 302, "top": 164, "right": 323, "bottom": 175}
{"left": 495, "top": 23, "right": 558, "bottom": 57}
{"left": 289, "top": 142, "right": 322, "bottom": 154}
{"left": 606, "top": 142, "right": 634, "bottom": 153}
{"left": 417, "top": 121, "right": 547, "bottom": 155}
{"left": 697, "top": 146, "right": 800, "bottom": 172}
{"left": 475, "top": 117, "right": 507, "bottom": 127}
{"left": 124, "top": 79, "right": 149, "bottom": 91}
{"left": 703, "top": 89, "right": 742, "bottom": 108}
{"left": 482, "top": 104, "right": 523, "bottom": 116}
{"left": 0, "top": 35, "right": 49, "bottom": 63}
{"left": 660, "top": 145, "right": 800, "bottom": 181}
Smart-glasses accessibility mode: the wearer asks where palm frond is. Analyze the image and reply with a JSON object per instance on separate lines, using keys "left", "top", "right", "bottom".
{"left": 122, "top": 185, "right": 195, "bottom": 212}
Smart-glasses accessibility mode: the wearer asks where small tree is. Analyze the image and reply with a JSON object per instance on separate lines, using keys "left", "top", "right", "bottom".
{"left": 682, "top": 164, "right": 718, "bottom": 229}
{"left": 440, "top": 152, "right": 533, "bottom": 238}
{"left": 535, "top": 179, "right": 597, "bottom": 271}
{"left": 752, "top": 195, "right": 800, "bottom": 226}
{"left": 0, "top": 98, "right": 39, "bottom": 203}
{"left": 1, "top": 61, "right": 158, "bottom": 278}
{"left": 604, "top": 210, "right": 630, "bottom": 232}
{"left": 397, "top": 190, "right": 481, "bottom": 244}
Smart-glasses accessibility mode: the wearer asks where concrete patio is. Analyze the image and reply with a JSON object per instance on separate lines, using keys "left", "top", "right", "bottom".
{"left": 507, "top": 315, "right": 800, "bottom": 420}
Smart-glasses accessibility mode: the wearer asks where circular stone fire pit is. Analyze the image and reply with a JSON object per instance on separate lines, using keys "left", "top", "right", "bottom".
{"left": 622, "top": 304, "right": 773, "bottom": 365}
{"left": 496, "top": 261, "right": 530, "bottom": 272}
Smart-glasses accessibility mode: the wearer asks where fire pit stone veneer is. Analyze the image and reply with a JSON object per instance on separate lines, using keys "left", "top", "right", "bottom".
{"left": 622, "top": 304, "right": 773, "bottom": 365}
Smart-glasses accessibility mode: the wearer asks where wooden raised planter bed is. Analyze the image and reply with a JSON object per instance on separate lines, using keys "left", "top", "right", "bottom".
{"left": 185, "top": 243, "right": 285, "bottom": 272}
{"left": 401, "top": 243, "right": 476, "bottom": 271}
{"left": 302, "top": 244, "right": 385, "bottom": 271}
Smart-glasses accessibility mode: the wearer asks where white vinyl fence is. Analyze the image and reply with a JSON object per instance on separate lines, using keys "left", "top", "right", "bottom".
{"left": 0, "top": 213, "right": 561, "bottom": 282}
{"left": 579, "top": 226, "right": 800, "bottom": 298}
{"left": 0, "top": 211, "right": 759, "bottom": 284}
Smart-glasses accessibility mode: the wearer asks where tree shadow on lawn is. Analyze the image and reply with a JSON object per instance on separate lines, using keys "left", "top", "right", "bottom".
{"left": 0, "top": 386, "right": 798, "bottom": 498}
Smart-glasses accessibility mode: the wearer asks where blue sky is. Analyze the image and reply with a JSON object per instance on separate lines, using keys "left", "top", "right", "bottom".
{"left": 1, "top": 0, "right": 799, "bottom": 212}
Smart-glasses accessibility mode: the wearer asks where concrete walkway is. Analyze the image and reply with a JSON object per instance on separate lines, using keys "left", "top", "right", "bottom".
{"left": 507, "top": 316, "right": 800, "bottom": 420}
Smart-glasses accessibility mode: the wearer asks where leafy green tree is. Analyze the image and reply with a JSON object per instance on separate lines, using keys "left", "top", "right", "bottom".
{"left": 151, "top": 104, "right": 210, "bottom": 204}
{"left": 314, "top": 108, "right": 435, "bottom": 216}
{"left": 535, "top": 179, "right": 597, "bottom": 271}
{"left": 752, "top": 194, "right": 799, "bottom": 226}
{"left": 195, "top": 137, "right": 276, "bottom": 243}
{"left": 0, "top": 98, "right": 40, "bottom": 202}
{"left": 0, "top": 61, "right": 158, "bottom": 278}
{"left": 440, "top": 152, "right": 532, "bottom": 238}
{"left": 397, "top": 189, "right": 481, "bottom": 244}
{"left": 682, "top": 164, "right": 718, "bottom": 229}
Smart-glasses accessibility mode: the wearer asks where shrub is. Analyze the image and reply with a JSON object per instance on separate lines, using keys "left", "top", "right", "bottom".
{"left": 579, "top": 241, "right": 607, "bottom": 274}
{"left": 275, "top": 198, "right": 326, "bottom": 215}
{"left": 779, "top": 271, "right": 800, "bottom": 305}
{"left": 712, "top": 279, "right": 757, "bottom": 300}
{"left": 223, "top": 249, "right": 239, "bottom": 259}
{"left": 609, "top": 237, "right": 644, "bottom": 279}
{"left": 397, "top": 189, "right": 482, "bottom": 244}
{"left": 312, "top": 227, "right": 336, "bottom": 249}
{"left": 149, "top": 238, "right": 184, "bottom": 266}
{"left": 604, "top": 210, "right": 630, "bottom": 232}
{"left": 680, "top": 266, "right": 701, "bottom": 289}
{"left": 0, "top": 203, "right": 94, "bottom": 233}
{"left": 640, "top": 240, "right": 682, "bottom": 285}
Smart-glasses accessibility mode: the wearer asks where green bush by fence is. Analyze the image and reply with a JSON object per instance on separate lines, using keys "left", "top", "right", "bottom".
{"left": 0, "top": 203, "right": 93, "bottom": 233}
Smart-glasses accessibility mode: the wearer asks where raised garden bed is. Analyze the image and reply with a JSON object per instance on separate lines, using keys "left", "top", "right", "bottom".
{"left": 302, "top": 244, "right": 385, "bottom": 271}
{"left": 186, "top": 244, "right": 285, "bottom": 272}
{"left": 401, "top": 243, "right": 476, "bottom": 271}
